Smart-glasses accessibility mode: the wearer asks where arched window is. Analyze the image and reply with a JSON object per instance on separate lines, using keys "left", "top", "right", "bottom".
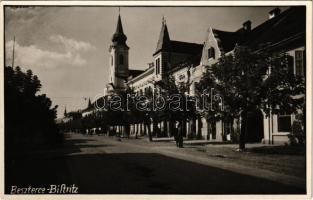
{"left": 119, "top": 55, "right": 124, "bottom": 65}
{"left": 208, "top": 47, "right": 215, "bottom": 59}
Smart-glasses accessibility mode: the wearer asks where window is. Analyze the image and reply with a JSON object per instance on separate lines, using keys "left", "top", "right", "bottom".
{"left": 147, "top": 86, "right": 152, "bottom": 95}
{"left": 278, "top": 112, "right": 291, "bottom": 132}
{"left": 145, "top": 87, "right": 151, "bottom": 95}
{"left": 286, "top": 55, "right": 294, "bottom": 75}
{"left": 208, "top": 47, "right": 215, "bottom": 59}
{"left": 111, "top": 56, "right": 113, "bottom": 66}
{"left": 156, "top": 58, "right": 161, "bottom": 74}
{"left": 119, "top": 55, "right": 124, "bottom": 65}
{"left": 295, "top": 50, "right": 304, "bottom": 76}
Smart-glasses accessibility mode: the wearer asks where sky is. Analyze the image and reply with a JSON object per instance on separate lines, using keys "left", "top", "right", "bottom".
{"left": 4, "top": 6, "right": 288, "bottom": 118}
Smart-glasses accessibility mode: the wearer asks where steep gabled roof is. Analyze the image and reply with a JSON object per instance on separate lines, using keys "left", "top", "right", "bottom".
{"left": 153, "top": 19, "right": 203, "bottom": 56}
{"left": 170, "top": 41, "right": 203, "bottom": 55}
{"left": 170, "top": 53, "right": 202, "bottom": 73}
{"left": 209, "top": 7, "right": 305, "bottom": 54}
{"left": 154, "top": 20, "right": 171, "bottom": 55}
{"left": 243, "top": 6, "right": 305, "bottom": 51}
{"left": 211, "top": 29, "right": 242, "bottom": 53}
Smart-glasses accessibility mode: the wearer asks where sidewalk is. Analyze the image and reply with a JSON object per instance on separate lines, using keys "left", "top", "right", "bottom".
{"left": 99, "top": 134, "right": 306, "bottom": 190}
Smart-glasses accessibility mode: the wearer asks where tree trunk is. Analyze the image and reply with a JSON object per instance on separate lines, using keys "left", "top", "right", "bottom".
{"left": 239, "top": 113, "right": 247, "bottom": 150}
{"left": 168, "top": 120, "right": 174, "bottom": 137}
{"left": 163, "top": 120, "right": 168, "bottom": 137}
{"left": 178, "top": 120, "right": 184, "bottom": 148}
{"left": 182, "top": 118, "right": 187, "bottom": 138}
{"left": 125, "top": 124, "right": 130, "bottom": 139}
{"left": 222, "top": 121, "right": 225, "bottom": 141}
{"left": 153, "top": 118, "right": 158, "bottom": 137}
{"left": 146, "top": 122, "right": 152, "bottom": 142}
{"left": 197, "top": 116, "right": 202, "bottom": 139}
{"left": 206, "top": 119, "right": 211, "bottom": 140}
{"left": 135, "top": 124, "right": 138, "bottom": 139}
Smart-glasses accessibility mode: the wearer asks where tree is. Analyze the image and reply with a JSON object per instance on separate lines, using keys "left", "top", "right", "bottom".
{"left": 4, "top": 66, "right": 61, "bottom": 155}
{"left": 99, "top": 87, "right": 143, "bottom": 139}
{"left": 152, "top": 74, "right": 197, "bottom": 147}
{"left": 197, "top": 46, "right": 304, "bottom": 150}
{"left": 123, "top": 86, "right": 146, "bottom": 139}
{"left": 64, "top": 107, "right": 67, "bottom": 117}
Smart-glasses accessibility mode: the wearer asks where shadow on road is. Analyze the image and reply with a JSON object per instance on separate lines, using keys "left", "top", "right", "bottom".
{"left": 6, "top": 150, "right": 306, "bottom": 194}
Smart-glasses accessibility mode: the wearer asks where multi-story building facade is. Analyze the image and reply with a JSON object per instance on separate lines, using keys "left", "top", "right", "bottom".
{"left": 103, "top": 7, "right": 305, "bottom": 143}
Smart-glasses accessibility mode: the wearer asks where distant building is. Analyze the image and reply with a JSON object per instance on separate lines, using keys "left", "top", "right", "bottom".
{"left": 104, "top": 7, "right": 305, "bottom": 143}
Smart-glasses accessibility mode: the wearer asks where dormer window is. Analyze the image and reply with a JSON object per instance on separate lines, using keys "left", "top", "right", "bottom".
{"left": 208, "top": 47, "right": 215, "bottom": 59}
{"left": 119, "top": 55, "right": 124, "bottom": 65}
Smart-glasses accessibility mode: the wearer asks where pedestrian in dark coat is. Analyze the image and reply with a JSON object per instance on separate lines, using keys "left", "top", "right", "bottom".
{"left": 177, "top": 121, "right": 183, "bottom": 148}
{"left": 174, "top": 121, "right": 179, "bottom": 147}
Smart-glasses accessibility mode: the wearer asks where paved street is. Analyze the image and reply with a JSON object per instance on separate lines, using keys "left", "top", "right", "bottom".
{"left": 6, "top": 133, "right": 306, "bottom": 194}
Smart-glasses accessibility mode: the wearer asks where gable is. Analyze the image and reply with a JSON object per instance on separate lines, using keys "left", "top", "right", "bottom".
{"left": 200, "top": 28, "right": 222, "bottom": 66}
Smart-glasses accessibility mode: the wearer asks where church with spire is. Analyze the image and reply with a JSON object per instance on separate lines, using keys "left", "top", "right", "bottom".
{"left": 105, "top": 12, "right": 144, "bottom": 95}
{"left": 106, "top": 12, "right": 203, "bottom": 96}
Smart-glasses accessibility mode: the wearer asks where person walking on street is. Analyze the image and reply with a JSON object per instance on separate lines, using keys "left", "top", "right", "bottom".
{"left": 177, "top": 121, "right": 183, "bottom": 148}
{"left": 174, "top": 121, "right": 179, "bottom": 147}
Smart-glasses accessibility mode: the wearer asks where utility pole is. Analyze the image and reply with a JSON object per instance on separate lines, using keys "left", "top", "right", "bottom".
{"left": 12, "top": 36, "right": 15, "bottom": 68}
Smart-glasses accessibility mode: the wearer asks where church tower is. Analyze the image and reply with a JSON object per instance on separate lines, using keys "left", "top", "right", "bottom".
{"left": 153, "top": 18, "right": 171, "bottom": 81}
{"left": 108, "top": 12, "right": 129, "bottom": 92}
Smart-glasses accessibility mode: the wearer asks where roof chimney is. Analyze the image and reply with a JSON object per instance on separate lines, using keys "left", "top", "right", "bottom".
{"left": 242, "top": 20, "right": 251, "bottom": 31}
{"left": 269, "top": 8, "right": 281, "bottom": 19}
